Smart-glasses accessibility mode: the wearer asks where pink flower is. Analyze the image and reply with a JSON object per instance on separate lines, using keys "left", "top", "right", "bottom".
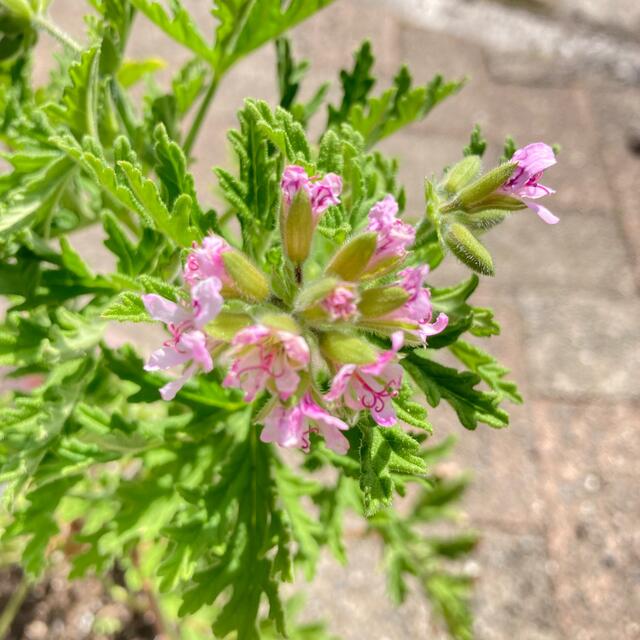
{"left": 321, "top": 285, "right": 359, "bottom": 321}
{"left": 280, "top": 165, "right": 342, "bottom": 220}
{"left": 366, "top": 195, "right": 415, "bottom": 268}
{"left": 390, "top": 266, "right": 449, "bottom": 342}
{"left": 261, "top": 393, "right": 350, "bottom": 454}
{"left": 143, "top": 278, "right": 223, "bottom": 400}
{"left": 501, "top": 142, "right": 559, "bottom": 224}
{"left": 325, "top": 331, "right": 404, "bottom": 427}
{"left": 184, "top": 234, "right": 231, "bottom": 288}
{"left": 223, "top": 324, "right": 310, "bottom": 402}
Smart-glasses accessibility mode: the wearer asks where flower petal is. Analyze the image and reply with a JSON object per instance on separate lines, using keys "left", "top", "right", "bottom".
{"left": 142, "top": 294, "right": 190, "bottom": 325}
{"left": 527, "top": 201, "right": 560, "bottom": 225}
{"left": 191, "top": 277, "right": 223, "bottom": 328}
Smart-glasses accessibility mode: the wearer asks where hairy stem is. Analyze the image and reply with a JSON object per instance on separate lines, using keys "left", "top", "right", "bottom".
{"left": 32, "top": 14, "right": 82, "bottom": 54}
{"left": 183, "top": 75, "right": 220, "bottom": 157}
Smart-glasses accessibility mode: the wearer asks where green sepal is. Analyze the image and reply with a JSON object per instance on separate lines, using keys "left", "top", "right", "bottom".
{"left": 457, "top": 162, "right": 517, "bottom": 208}
{"left": 443, "top": 156, "right": 481, "bottom": 194}
{"left": 283, "top": 188, "right": 314, "bottom": 264}
{"left": 222, "top": 251, "right": 270, "bottom": 302}
{"left": 444, "top": 222, "right": 495, "bottom": 276}
{"left": 326, "top": 232, "right": 377, "bottom": 281}
{"left": 358, "top": 286, "right": 409, "bottom": 317}
{"left": 319, "top": 331, "right": 378, "bottom": 365}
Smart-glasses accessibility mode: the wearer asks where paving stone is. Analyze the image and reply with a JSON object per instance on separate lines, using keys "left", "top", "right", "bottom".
{"left": 300, "top": 539, "right": 443, "bottom": 639}
{"left": 588, "top": 84, "right": 640, "bottom": 287}
{"left": 483, "top": 205, "right": 636, "bottom": 297}
{"left": 518, "top": 292, "right": 640, "bottom": 401}
{"left": 472, "top": 531, "right": 561, "bottom": 640}
{"left": 534, "top": 401, "right": 640, "bottom": 639}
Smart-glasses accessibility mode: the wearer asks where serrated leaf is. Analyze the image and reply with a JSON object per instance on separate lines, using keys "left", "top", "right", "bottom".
{"left": 449, "top": 339, "right": 522, "bottom": 404}
{"left": 117, "top": 57, "right": 165, "bottom": 87}
{"left": 403, "top": 351, "right": 509, "bottom": 430}
{"left": 101, "top": 292, "right": 148, "bottom": 322}
{"left": 130, "top": 0, "right": 214, "bottom": 62}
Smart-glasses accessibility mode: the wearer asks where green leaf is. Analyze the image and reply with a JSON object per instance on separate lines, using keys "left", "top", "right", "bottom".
{"left": 349, "top": 68, "right": 464, "bottom": 147}
{"left": 276, "top": 36, "right": 308, "bottom": 111}
{"left": 130, "top": 0, "right": 214, "bottom": 62}
{"left": 392, "top": 382, "right": 432, "bottom": 432}
{"left": 117, "top": 57, "right": 165, "bottom": 87}
{"left": 212, "top": 0, "right": 335, "bottom": 74}
{"left": 424, "top": 573, "right": 473, "bottom": 640}
{"left": 359, "top": 422, "right": 426, "bottom": 516}
{"left": 403, "top": 350, "right": 509, "bottom": 430}
{"left": 328, "top": 41, "right": 375, "bottom": 128}
{"left": 45, "top": 46, "right": 101, "bottom": 139}
{"left": 59, "top": 236, "right": 94, "bottom": 279}
{"left": 172, "top": 57, "right": 208, "bottom": 115}
{"left": 449, "top": 339, "right": 522, "bottom": 404}
{"left": 101, "top": 291, "right": 148, "bottom": 322}
{"left": 463, "top": 124, "right": 487, "bottom": 158}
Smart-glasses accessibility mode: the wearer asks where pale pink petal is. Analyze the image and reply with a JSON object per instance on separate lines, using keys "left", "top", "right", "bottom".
{"left": 144, "top": 345, "right": 191, "bottom": 371}
{"left": 274, "top": 367, "right": 301, "bottom": 400}
{"left": 527, "top": 201, "right": 560, "bottom": 224}
{"left": 142, "top": 294, "right": 190, "bottom": 325}
{"left": 261, "top": 404, "right": 306, "bottom": 449}
{"left": 281, "top": 332, "right": 311, "bottom": 366}
{"left": 179, "top": 331, "right": 213, "bottom": 372}
{"left": 191, "top": 277, "right": 223, "bottom": 328}
{"left": 159, "top": 363, "right": 198, "bottom": 401}
{"left": 371, "top": 398, "right": 397, "bottom": 427}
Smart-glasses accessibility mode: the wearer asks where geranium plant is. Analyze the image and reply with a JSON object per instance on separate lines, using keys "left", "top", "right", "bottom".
{"left": 0, "top": 1, "right": 559, "bottom": 638}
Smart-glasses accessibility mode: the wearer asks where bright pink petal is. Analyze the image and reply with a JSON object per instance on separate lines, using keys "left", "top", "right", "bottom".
{"left": 325, "top": 365, "right": 356, "bottom": 401}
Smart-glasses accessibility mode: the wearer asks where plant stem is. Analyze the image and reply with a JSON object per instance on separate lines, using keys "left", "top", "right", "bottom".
{"left": 0, "top": 574, "right": 30, "bottom": 640}
{"left": 183, "top": 75, "right": 220, "bottom": 157}
{"left": 32, "top": 14, "right": 82, "bottom": 54}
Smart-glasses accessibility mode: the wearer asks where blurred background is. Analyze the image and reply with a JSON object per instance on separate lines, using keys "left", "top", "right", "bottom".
{"left": 2, "top": 0, "right": 639, "bottom": 638}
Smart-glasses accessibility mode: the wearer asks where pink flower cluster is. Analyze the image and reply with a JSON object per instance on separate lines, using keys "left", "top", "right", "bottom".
{"left": 139, "top": 143, "right": 556, "bottom": 453}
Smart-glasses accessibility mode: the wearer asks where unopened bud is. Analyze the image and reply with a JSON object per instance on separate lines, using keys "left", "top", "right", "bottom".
{"left": 358, "top": 286, "right": 409, "bottom": 317}
{"left": 205, "top": 311, "right": 252, "bottom": 341}
{"left": 444, "top": 156, "right": 481, "bottom": 194}
{"left": 444, "top": 222, "right": 495, "bottom": 276}
{"left": 283, "top": 188, "right": 314, "bottom": 264}
{"left": 457, "top": 162, "right": 517, "bottom": 209}
{"left": 319, "top": 332, "right": 378, "bottom": 365}
{"left": 326, "top": 232, "right": 377, "bottom": 281}
{"left": 258, "top": 313, "right": 301, "bottom": 335}
{"left": 360, "top": 255, "right": 403, "bottom": 280}
{"left": 222, "top": 250, "right": 270, "bottom": 302}
{"left": 457, "top": 209, "right": 508, "bottom": 231}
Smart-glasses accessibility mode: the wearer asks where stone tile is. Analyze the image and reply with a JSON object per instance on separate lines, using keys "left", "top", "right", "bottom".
{"left": 483, "top": 205, "right": 636, "bottom": 298}
{"left": 472, "top": 531, "right": 561, "bottom": 640}
{"left": 534, "top": 401, "right": 640, "bottom": 639}
{"left": 301, "top": 538, "right": 443, "bottom": 639}
{"left": 518, "top": 292, "right": 640, "bottom": 401}
{"left": 588, "top": 84, "right": 640, "bottom": 287}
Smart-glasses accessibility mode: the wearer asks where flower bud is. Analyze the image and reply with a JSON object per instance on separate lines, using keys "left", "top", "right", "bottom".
{"left": 258, "top": 312, "right": 301, "bottom": 335}
{"left": 444, "top": 222, "right": 495, "bottom": 276}
{"left": 205, "top": 311, "right": 252, "bottom": 341}
{"left": 319, "top": 332, "right": 378, "bottom": 365}
{"left": 457, "top": 209, "right": 508, "bottom": 231}
{"left": 457, "top": 162, "right": 517, "bottom": 209}
{"left": 222, "top": 250, "right": 270, "bottom": 302}
{"left": 443, "top": 156, "right": 481, "bottom": 194}
{"left": 358, "top": 286, "right": 410, "bottom": 317}
{"left": 283, "top": 188, "right": 314, "bottom": 264}
{"left": 326, "top": 232, "right": 377, "bottom": 281}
